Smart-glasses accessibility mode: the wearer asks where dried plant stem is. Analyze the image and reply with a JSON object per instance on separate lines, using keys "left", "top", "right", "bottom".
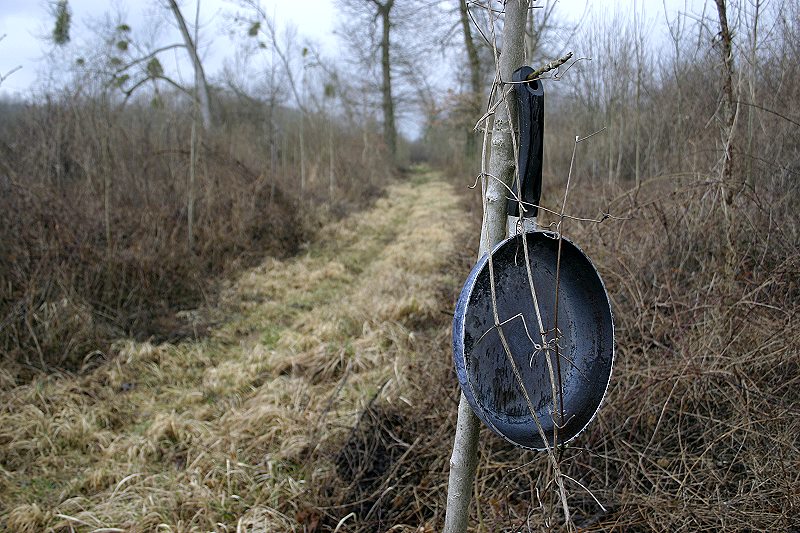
{"left": 525, "top": 51, "right": 574, "bottom": 80}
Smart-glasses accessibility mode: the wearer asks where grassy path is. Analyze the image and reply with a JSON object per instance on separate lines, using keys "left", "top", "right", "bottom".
{"left": 0, "top": 168, "right": 467, "bottom": 532}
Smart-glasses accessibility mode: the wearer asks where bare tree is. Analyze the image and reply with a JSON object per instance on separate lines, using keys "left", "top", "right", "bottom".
{"left": 240, "top": 3, "right": 313, "bottom": 193}
{"left": 167, "top": 0, "right": 213, "bottom": 131}
{"left": 524, "top": 0, "right": 564, "bottom": 63}
{"left": 744, "top": 0, "right": 762, "bottom": 189}
{"left": 713, "top": 0, "right": 739, "bottom": 201}
{"left": 664, "top": 3, "right": 688, "bottom": 170}
{"left": 632, "top": 2, "right": 649, "bottom": 190}
{"left": 337, "top": 0, "right": 398, "bottom": 159}
{"left": 0, "top": 35, "right": 22, "bottom": 88}
{"left": 185, "top": 0, "right": 202, "bottom": 250}
{"left": 52, "top": 2, "right": 215, "bottom": 250}
{"left": 458, "top": 0, "right": 483, "bottom": 157}
{"left": 374, "top": 0, "right": 396, "bottom": 158}
{"left": 222, "top": 35, "right": 287, "bottom": 203}
{"left": 444, "top": 2, "right": 530, "bottom": 531}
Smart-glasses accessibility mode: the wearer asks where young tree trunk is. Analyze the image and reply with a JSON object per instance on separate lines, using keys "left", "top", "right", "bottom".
{"left": 103, "top": 148, "right": 111, "bottom": 250}
{"left": 746, "top": 0, "right": 761, "bottom": 189}
{"left": 268, "top": 99, "right": 277, "bottom": 204}
{"left": 444, "top": 3, "right": 530, "bottom": 532}
{"left": 378, "top": 0, "right": 397, "bottom": 159}
{"left": 300, "top": 108, "right": 306, "bottom": 195}
{"left": 168, "top": 0, "right": 212, "bottom": 131}
{"left": 616, "top": 120, "right": 624, "bottom": 180}
{"left": 328, "top": 112, "right": 335, "bottom": 201}
{"left": 634, "top": 36, "right": 642, "bottom": 189}
{"left": 666, "top": 12, "right": 684, "bottom": 171}
{"left": 300, "top": 56, "right": 309, "bottom": 196}
{"left": 714, "top": 0, "right": 738, "bottom": 201}
{"left": 458, "top": 0, "right": 482, "bottom": 158}
{"left": 300, "top": 114, "right": 306, "bottom": 194}
{"left": 187, "top": 0, "right": 201, "bottom": 251}
{"left": 607, "top": 105, "right": 614, "bottom": 184}
{"left": 268, "top": 48, "right": 278, "bottom": 204}
{"left": 188, "top": 107, "right": 199, "bottom": 251}
{"left": 362, "top": 112, "right": 370, "bottom": 166}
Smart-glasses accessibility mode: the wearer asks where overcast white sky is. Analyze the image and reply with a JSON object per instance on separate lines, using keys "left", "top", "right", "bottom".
{"left": 0, "top": 0, "right": 340, "bottom": 98}
{"left": 0, "top": 0, "right": 703, "bottom": 100}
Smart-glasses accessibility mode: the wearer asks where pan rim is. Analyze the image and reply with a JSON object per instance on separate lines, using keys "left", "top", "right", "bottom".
{"left": 453, "top": 230, "right": 615, "bottom": 451}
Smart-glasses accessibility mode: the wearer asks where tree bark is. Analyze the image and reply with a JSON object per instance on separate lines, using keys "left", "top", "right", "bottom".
{"left": 746, "top": 0, "right": 761, "bottom": 189}
{"left": 269, "top": 95, "right": 277, "bottom": 204}
{"left": 300, "top": 95, "right": 306, "bottom": 194}
{"left": 444, "top": 2, "right": 530, "bottom": 532}
{"left": 188, "top": 113, "right": 198, "bottom": 250}
{"left": 458, "top": 0, "right": 482, "bottom": 158}
{"left": 377, "top": 0, "right": 397, "bottom": 159}
{"left": 714, "top": 0, "right": 738, "bottom": 200}
{"left": 187, "top": 0, "right": 201, "bottom": 251}
{"left": 635, "top": 69, "right": 641, "bottom": 187}
{"left": 329, "top": 111, "right": 335, "bottom": 201}
{"left": 480, "top": 3, "right": 527, "bottom": 298}
{"left": 168, "top": 0, "right": 212, "bottom": 131}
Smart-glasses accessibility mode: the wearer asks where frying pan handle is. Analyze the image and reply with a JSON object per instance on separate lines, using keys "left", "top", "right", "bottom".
{"left": 507, "top": 66, "right": 544, "bottom": 219}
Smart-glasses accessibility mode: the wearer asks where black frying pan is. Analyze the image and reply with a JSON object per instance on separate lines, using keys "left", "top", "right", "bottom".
{"left": 452, "top": 67, "right": 614, "bottom": 450}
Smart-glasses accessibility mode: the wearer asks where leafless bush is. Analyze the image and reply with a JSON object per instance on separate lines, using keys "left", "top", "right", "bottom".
{"left": 309, "top": 2, "right": 800, "bottom": 530}
{"left": 0, "top": 88, "right": 394, "bottom": 382}
{"left": 306, "top": 138, "right": 799, "bottom": 532}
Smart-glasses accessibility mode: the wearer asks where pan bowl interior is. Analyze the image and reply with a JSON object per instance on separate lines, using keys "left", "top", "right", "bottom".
{"left": 458, "top": 232, "right": 613, "bottom": 449}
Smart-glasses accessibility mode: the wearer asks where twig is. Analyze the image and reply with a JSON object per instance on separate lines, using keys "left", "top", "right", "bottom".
{"left": 561, "top": 474, "right": 607, "bottom": 512}
{"left": 526, "top": 52, "right": 574, "bottom": 80}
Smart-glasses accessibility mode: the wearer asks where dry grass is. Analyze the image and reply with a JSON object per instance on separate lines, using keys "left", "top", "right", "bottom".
{"left": 2, "top": 164, "right": 798, "bottom": 532}
{"left": 547, "top": 171, "right": 800, "bottom": 531}
{"left": 0, "top": 96, "right": 392, "bottom": 381}
{"left": 306, "top": 166, "right": 800, "bottom": 531}
{"left": 0, "top": 167, "right": 468, "bottom": 532}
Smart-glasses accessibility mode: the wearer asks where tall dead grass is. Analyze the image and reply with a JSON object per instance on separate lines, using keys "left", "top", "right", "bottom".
{"left": 301, "top": 168, "right": 798, "bottom": 532}
{"left": 0, "top": 171, "right": 463, "bottom": 531}
{"left": 314, "top": 7, "right": 800, "bottom": 525}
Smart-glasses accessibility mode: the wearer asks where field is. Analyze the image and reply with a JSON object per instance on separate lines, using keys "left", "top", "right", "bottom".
{"left": 1, "top": 163, "right": 798, "bottom": 531}
{"left": 1, "top": 169, "right": 472, "bottom": 531}
{"left": 1, "top": 0, "right": 799, "bottom": 530}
